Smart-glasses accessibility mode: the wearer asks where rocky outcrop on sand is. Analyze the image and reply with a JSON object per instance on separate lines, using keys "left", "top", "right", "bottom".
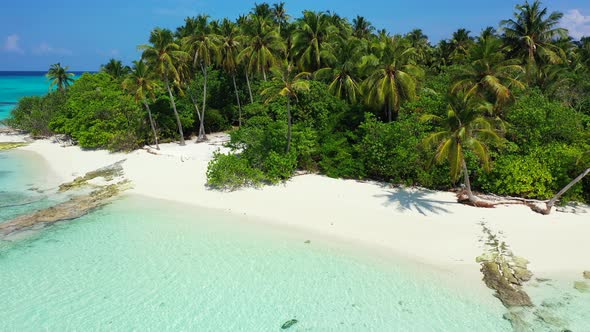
{"left": 58, "top": 160, "right": 125, "bottom": 192}
{"left": 0, "top": 142, "right": 29, "bottom": 151}
{"left": 477, "top": 223, "right": 533, "bottom": 308}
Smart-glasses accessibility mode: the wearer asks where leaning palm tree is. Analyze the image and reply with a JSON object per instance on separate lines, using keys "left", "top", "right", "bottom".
{"left": 46, "top": 63, "right": 75, "bottom": 92}
{"left": 122, "top": 60, "right": 160, "bottom": 150}
{"left": 361, "top": 36, "right": 424, "bottom": 122}
{"left": 182, "top": 15, "right": 221, "bottom": 142}
{"left": 292, "top": 10, "right": 337, "bottom": 71}
{"left": 500, "top": 0, "right": 567, "bottom": 75}
{"left": 139, "top": 28, "right": 189, "bottom": 146}
{"left": 315, "top": 37, "right": 365, "bottom": 103}
{"left": 219, "top": 18, "right": 244, "bottom": 127}
{"left": 261, "top": 62, "right": 310, "bottom": 153}
{"left": 422, "top": 95, "right": 503, "bottom": 206}
{"left": 100, "top": 58, "right": 130, "bottom": 79}
{"left": 534, "top": 151, "right": 590, "bottom": 215}
{"left": 451, "top": 36, "right": 525, "bottom": 116}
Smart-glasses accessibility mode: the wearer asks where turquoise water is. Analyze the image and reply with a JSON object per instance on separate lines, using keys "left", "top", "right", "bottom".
{"left": 0, "top": 150, "right": 58, "bottom": 222}
{"left": 0, "top": 152, "right": 517, "bottom": 330}
{"left": 0, "top": 193, "right": 512, "bottom": 331}
{"left": 0, "top": 71, "right": 84, "bottom": 122}
{"left": 0, "top": 72, "right": 52, "bottom": 121}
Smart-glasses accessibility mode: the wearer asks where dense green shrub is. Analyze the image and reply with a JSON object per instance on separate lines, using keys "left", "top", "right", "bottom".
{"left": 6, "top": 92, "right": 66, "bottom": 137}
{"left": 206, "top": 152, "right": 266, "bottom": 190}
{"left": 49, "top": 73, "right": 143, "bottom": 150}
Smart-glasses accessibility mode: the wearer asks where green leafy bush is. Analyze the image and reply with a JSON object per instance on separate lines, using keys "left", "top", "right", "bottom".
{"left": 6, "top": 92, "right": 66, "bottom": 137}
{"left": 206, "top": 152, "right": 266, "bottom": 190}
{"left": 49, "top": 72, "right": 143, "bottom": 151}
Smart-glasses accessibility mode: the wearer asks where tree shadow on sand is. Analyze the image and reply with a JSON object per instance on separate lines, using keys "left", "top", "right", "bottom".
{"left": 374, "top": 187, "right": 453, "bottom": 216}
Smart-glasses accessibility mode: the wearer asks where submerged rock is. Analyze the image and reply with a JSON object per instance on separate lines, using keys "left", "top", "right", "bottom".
{"left": 574, "top": 281, "right": 589, "bottom": 293}
{"left": 533, "top": 309, "right": 568, "bottom": 328}
{"left": 0, "top": 142, "right": 28, "bottom": 151}
{"left": 503, "top": 310, "right": 530, "bottom": 332}
{"left": 281, "top": 319, "right": 298, "bottom": 329}
{"left": 0, "top": 181, "right": 130, "bottom": 238}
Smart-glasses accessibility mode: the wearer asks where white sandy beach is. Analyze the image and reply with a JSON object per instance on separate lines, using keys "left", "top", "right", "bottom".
{"left": 2, "top": 132, "right": 589, "bottom": 290}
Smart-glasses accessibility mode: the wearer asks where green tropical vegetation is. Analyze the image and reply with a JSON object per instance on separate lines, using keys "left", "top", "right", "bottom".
{"left": 5, "top": 1, "right": 590, "bottom": 208}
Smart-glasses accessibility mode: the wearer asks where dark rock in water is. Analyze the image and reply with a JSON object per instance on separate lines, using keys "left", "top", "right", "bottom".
{"left": 0, "top": 181, "right": 130, "bottom": 238}
{"left": 534, "top": 309, "right": 567, "bottom": 328}
{"left": 477, "top": 224, "right": 534, "bottom": 308}
{"left": 503, "top": 310, "right": 530, "bottom": 332}
{"left": 304, "top": 240, "right": 311, "bottom": 244}
{"left": 281, "top": 319, "right": 298, "bottom": 329}
{"left": 481, "top": 261, "right": 533, "bottom": 307}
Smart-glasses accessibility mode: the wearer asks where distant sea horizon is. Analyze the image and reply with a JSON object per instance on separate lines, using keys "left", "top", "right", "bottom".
{"left": 0, "top": 71, "right": 91, "bottom": 121}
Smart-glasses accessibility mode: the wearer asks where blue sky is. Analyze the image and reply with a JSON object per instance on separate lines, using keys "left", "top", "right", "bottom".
{"left": 1, "top": 0, "right": 589, "bottom": 71}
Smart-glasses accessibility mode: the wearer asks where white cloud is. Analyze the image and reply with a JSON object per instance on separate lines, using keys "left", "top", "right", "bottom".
{"left": 2, "top": 34, "right": 24, "bottom": 54}
{"left": 32, "top": 42, "right": 73, "bottom": 56}
{"left": 561, "top": 9, "right": 590, "bottom": 40}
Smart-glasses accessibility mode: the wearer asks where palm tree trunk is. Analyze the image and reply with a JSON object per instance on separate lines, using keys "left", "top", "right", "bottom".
{"left": 232, "top": 73, "right": 242, "bottom": 127}
{"left": 286, "top": 98, "right": 292, "bottom": 153}
{"left": 165, "top": 80, "right": 185, "bottom": 146}
{"left": 387, "top": 101, "right": 392, "bottom": 123}
{"left": 462, "top": 159, "right": 477, "bottom": 203}
{"left": 143, "top": 100, "right": 159, "bottom": 150}
{"left": 245, "top": 71, "right": 253, "bottom": 103}
{"left": 536, "top": 168, "right": 590, "bottom": 215}
{"left": 188, "top": 86, "right": 202, "bottom": 123}
{"left": 262, "top": 67, "right": 267, "bottom": 81}
{"left": 198, "top": 65, "right": 208, "bottom": 142}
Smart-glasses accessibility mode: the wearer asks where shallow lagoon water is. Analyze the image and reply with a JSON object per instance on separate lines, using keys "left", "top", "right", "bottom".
{"left": 0, "top": 160, "right": 513, "bottom": 331}
{"left": 2, "top": 152, "right": 588, "bottom": 331}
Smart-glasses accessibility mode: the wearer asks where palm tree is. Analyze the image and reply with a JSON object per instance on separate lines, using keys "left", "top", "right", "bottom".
{"left": 352, "top": 16, "right": 375, "bottom": 40}
{"left": 405, "top": 29, "right": 432, "bottom": 66}
{"left": 422, "top": 95, "right": 503, "bottom": 205}
{"left": 361, "top": 36, "right": 424, "bottom": 122}
{"left": 450, "top": 29, "right": 473, "bottom": 64}
{"left": 271, "top": 2, "right": 290, "bottom": 33}
{"left": 261, "top": 62, "right": 310, "bottom": 153}
{"left": 251, "top": 2, "right": 273, "bottom": 22}
{"left": 46, "top": 63, "right": 75, "bottom": 92}
{"left": 139, "top": 28, "right": 189, "bottom": 146}
{"left": 292, "top": 11, "right": 337, "bottom": 71}
{"left": 451, "top": 36, "right": 525, "bottom": 115}
{"left": 500, "top": 0, "right": 567, "bottom": 73}
{"left": 122, "top": 60, "right": 160, "bottom": 150}
{"left": 182, "top": 15, "right": 221, "bottom": 142}
{"left": 238, "top": 15, "right": 284, "bottom": 82}
{"left": 219, "top": 18, "right": 244, "bottom": 127}
{"left": 100, "top": 58, "right": 130, "bottom": 79}
{"left": 315, "top": 37, "right": 365, "bottom": 103}
{"left": 535, "top": 151, "right": 590, "bottom": 215}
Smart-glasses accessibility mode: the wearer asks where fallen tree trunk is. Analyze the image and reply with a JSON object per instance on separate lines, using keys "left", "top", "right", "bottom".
{"left": 530, "top": 168, "right": 590, "bottom": 215}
